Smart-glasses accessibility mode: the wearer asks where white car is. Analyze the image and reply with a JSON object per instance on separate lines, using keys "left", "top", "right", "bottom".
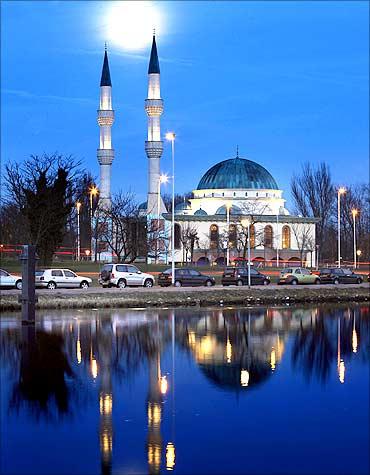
{"left": 0, "top": 269, "right": 22, "bottom": 290}
{"left": 99, "top": 263, "right": 155, "bottom": 288}
{"left": 35, "top": 269, "right": 92, "bottom": 290}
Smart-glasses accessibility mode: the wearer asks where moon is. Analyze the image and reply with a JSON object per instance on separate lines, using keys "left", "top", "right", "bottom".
{"left": 105, "top": 1, "right": 164, "bottom": 51}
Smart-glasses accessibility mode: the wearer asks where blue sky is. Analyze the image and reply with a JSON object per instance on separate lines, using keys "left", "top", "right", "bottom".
{"left": 1, "top": 1, "right": 369, "bottom": 206}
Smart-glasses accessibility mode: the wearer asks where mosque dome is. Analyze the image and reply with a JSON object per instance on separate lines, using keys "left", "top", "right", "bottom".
{"left": 215, "top": 204, "right": 241, "bottom": 215}
{"left": 194, "top": 208, "right": 208, "bottom": 216}
{"left": 175, "top": 201, "right": 191, "bottom": 213}
{"left": 197, "top": 157, "right": 278, "bottom": 190}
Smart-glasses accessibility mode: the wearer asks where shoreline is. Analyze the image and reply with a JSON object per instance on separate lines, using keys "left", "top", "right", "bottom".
{"left": 1, "top": 285, "right": 369, "bottom": 312}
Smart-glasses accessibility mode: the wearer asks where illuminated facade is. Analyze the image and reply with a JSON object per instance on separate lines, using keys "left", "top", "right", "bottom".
{"left": 163, "top": 153, "right": 319, "bottom": 265}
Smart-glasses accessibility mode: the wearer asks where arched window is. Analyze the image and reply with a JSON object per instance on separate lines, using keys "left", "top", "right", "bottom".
{"left": 174, "top": 223, "right": 181, "bottom": 249}
{"left": 250, "top": 224, "right": 255, "bottom": 248}
{"left": 229, "top": 224, "right": 237, "bottom": 248}
{"left": 210, "top": 224, "right": 219, "bottom": 249}
{"left": 264, "top": 225, "right": 273, "bottom": 248}
{"left": 282, "top": 225, "right": 291, "bottom": 249}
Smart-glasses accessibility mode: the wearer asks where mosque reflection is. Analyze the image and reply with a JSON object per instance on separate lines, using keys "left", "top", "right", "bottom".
{"left": 0, "top": 304, "right": 368, "bottom": 474}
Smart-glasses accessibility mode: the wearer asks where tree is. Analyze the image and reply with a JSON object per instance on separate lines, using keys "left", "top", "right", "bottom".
{"left": 291, "top": 163, "right": 334, "bottom": 263}
{"left": 162, "top": 192, "right": 193, "bottom": 213}
{"left": 235, "top": 202, "right": 268, "bottom": 258}
{"left": 179, "top": 223, "right": 199, "bottom": 263}
{"left": 98, "top": 191, "right": 146, "bottom": 262}
{"left": 4, "top": 154, "right": 82, "bottom": 265}
{"left": 291, "top": 223, "right": 315, "bottom": 266}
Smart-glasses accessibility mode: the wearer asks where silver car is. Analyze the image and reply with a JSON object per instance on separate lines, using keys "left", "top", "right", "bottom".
{"left": 0, "top": 269, "right": 22, "bottom": 290}
{"left": 99, "top": 264, "right": 155, "bottom": 288}
{"left": 35, "top": 269, "right": 92, "bottom": 290}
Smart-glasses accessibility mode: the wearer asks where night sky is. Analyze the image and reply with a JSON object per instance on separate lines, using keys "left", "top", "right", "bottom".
{"left": 2, "top": 1, "right": 368, "bottom": 206}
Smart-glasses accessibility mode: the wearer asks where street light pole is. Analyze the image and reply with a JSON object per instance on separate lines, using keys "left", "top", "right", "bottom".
{"left": 241, "top": 218, "right": 251, "bottom": 288}
{"left": 352, "top": 209, "right": 358, "bottom": 269}
{"left": 76, "top": 202, "right": 81, "bottom": 261}
{"left": 226, "top": 203, "right": 231, "bottom": 266}
{"left": 166, "top": 133, "right": 176, "bottom": 285}
{"left": 276, "top": 213, "right": 279, "bottom": 268}
{"left": 156, "top": 174, "right": 168, "bottom": 264}
{"left": 89, "top": 186, "right": 98, "bottom": 261}
{"left": 337, "top": 187, "right": 346, "bottom": 268}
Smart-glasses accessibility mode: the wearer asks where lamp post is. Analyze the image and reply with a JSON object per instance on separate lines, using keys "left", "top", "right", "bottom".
{"left": 166, "top": 132, "right": 176, "bottom": 285}
{"left": 226, "top": 202, "right": 231, "bottom": 266}
{"left": 89, "top": 186, "right": 99, "bottom": 261}
{"left": 337, "top": 187, "right": 346, "bottom": 268}
{"left": 276, "top": 213, "right": 279, "bottom": 268}
{"left": 156, "top": 174, "right": 168, "bottom": 264}
{"left": 352, "top": 209, "right": 358, "bottom": 269}
{"left": 241, "top": 218, "right": 251, "bottom": 288}
{"left": 76, "top": 201, "right": 81, "bottom": 262}
{"left": 356, "top": 249, "right": 361, "bottom": 268}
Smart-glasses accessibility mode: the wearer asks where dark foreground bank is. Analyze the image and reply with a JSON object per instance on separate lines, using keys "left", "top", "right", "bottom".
{"left": 1, "top": 284, "right": 369, "bottom": 311}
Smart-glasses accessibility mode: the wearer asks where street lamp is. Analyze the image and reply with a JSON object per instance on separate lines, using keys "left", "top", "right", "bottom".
{"left": 76, "top": 201, "right": 81, "bottom": 261}
{"left": 166, "top": 132, "right": 176, "bottom": 285}
{"left": 241, "top": 217, "right": 251, "bottom": 288}
{"left": 337, "top": 187, "right": 346, "bottom": 268}
{"left": 89, "top": 186, "right": 99, "bottom": 260}
{"left": 356, "top": 249, "right": 362, "bottom": 268}
{"left": 276, "top": 213, "right": 279, "bottom": 268}
{"left": 156, "top": 174, "right": 169, "bottom": 264}
{"left": 352, "top": 209, "right": 358, "bottom": 269}
{"left": 225, "top": 202, "right": 232, "bottom": 266}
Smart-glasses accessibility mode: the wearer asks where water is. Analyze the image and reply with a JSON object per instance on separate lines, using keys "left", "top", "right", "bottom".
{"left": 0, "top": 304, "right": 369, "bottom": 475}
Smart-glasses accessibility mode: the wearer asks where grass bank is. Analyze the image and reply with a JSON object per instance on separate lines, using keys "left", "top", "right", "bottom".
{"left": 1, "top": 286, "right": 368, "bottom": 312}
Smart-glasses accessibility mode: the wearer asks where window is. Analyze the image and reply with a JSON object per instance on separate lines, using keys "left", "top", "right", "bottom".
{"left": 51, "top": 270, "right": 63, "bottom": 277}
{"left": 0, "top": 270, "right": 7, "bottom": 276}
{"left": 210, "top": 224, "right": 219, "bottom": 249}
{"left": 250, "top": 225, "right": 255, "bottom": 248}
{"left": 174, "top": 223, "right": 181, "bottom": 249}
{"left": 250, "top": 268, "right": 258, "bottom": 275}
{"left": 266, "top": 193, "right": 268, "bottom": 197}
{"left": 35, "top": 270, "right": 45, "bottom": 276}
{"left": 116, "top": 265, "right": 127, "bottom": 273}
{"left": 126, "top": 265, "right": 139, "bottom": 273}
{"left": 212, "top": 193, "right": 214, "bottom": 197}
{"left": 256, "top": 192, "right": 259, "bottom": 197}
{"left": 264, "top": 225, "right": 273, "bottom": 248}
{"left": 282, "top": 226, "right": 291, "bottom": 249}
{"left": 233, "top": 192, "right": 236, "bottom": 197}
{"left": 189, "top": 270, "right": 200, "bottom": 276}
{"left": 295, "top": 269, "right": 301, "bottom": 274}
{"left": 301, "top": 269, "right": 310, "bottom": 275}
{"left": 222, "top": 193, "right": 225, "bottom": 197}
{"left": 229, "top": 224, "right": 237, "bottom": 248}
{"left": 245, "top": 192, "right": 248, "bottom": 197}
{"left": 64, "top": 270, "right": 76, "bottom": 277}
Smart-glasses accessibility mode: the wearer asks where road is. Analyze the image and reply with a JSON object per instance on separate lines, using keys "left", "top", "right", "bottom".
{"left": 2, "top": 282, "right": 369, "bottom": 295}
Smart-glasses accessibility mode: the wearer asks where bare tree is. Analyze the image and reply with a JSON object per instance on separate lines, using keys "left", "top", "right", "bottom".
{"left": 235, "top": 202, "right": 268, "bottom": 258}
{"left": 98, "top": 191, "right": 145, "bottom": 263}
{"left": 292, "top": 224, "right": 315, "bottom": 266}
{"left": 291, "top": 162, "right": 334, "bottom": 263}
{"left": 146, "top": 219, "right": 169, "bottom": 263}
{"left": 179, "top": 223, "right": 199, "bottom": 263}
{"left": 162, "top": 192, "right": 193, "bottom": 213}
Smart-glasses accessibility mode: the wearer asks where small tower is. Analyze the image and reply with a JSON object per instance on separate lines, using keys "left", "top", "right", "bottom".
{"left": 145, "top": 34, "right": 166, "bottom": 215}
{"left": 97, "top": 46, "right": 115, "bottom": 209}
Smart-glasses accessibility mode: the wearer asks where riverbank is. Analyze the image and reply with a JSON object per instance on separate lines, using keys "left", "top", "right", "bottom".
{"left": 1, "top": 284, "right": 369, "bottom": 312}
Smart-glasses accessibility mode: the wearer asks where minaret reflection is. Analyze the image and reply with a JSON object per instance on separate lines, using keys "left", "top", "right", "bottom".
{"left": 97, "top": 317, "right": 114, "bottom": 475}
{"left": 147, "top": 318, "right": 165, "bottom": 475}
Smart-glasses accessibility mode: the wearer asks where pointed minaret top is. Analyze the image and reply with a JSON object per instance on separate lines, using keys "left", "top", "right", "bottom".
{"left": 148, "top": 34, "right": 160, "bottom": 74}
{"left": 100, "top": 48, "right": 112, "bottom": 87}
{"left": 236, "top": 145, "right": 239, "bottom": 158}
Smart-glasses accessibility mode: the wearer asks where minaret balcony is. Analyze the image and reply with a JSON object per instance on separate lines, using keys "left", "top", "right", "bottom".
{"left": 145, "top": 99, "right": 164, "bottom": 116}
{"left": 145, "top": 141, "right": 163, "bottom": 158}
{"left": 97, "top": 149, "right": 115, "bottom": 165}
{"left": 97, "top": 109, "right": 115, "bottom": 126}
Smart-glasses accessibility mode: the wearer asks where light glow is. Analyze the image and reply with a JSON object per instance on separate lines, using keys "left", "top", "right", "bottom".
{"left": 165, "top": 132, "right": 176, "bottom": 141}
{"left": 166, "top": 442, "right": 176, "bottom": 471}
{"left": 76, "top": 339, "right": 82, "bottom": 364}
{"left": 91, "top": 358, "right": 98, "bottom": 379}
{"left": 160, "top": 174, "right": 169, "bottom": 184}
{"left": 339, "top": 359, "right": 345, "bottom": 384}
{"left": 105, "top": 1, "right": 164, "bottom": 51}
{"left": 338, "top": 187, "right": 346, "bottom": 195}
{"left": 160, "top": 375, "right": 168, "bottom": 395}
{"left": 240, "top": 369, "right": 249, "bottom": 387}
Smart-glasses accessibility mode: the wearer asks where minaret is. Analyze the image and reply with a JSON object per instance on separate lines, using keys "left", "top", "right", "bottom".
{"left": 145, "top": 34, "right": 166, "bottom": 215}
{"left": 97, "top": 46, "right": 114, "bottom": 209}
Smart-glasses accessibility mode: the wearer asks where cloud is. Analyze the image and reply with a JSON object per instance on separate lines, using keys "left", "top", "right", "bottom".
{"left": 2, "top": 88, "right": 95, "bottom": 105}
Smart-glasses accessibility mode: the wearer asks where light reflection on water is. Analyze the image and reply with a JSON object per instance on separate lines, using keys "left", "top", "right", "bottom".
{"left": 0, "top": 304, "right": 369, "bottom": 475}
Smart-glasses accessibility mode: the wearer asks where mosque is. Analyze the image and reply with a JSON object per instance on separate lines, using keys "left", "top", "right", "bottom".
{"left": 96, "top": 35, "right": 318, "bottom": 266}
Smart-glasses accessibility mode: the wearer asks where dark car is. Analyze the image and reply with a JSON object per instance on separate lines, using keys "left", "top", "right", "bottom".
{"left": 319, "top": 268, "right": 363, "bottom": 284}
{"left": 158, "top": 268, "right": 215, "bottom": 287}
{"left": 222, "top": 266, "right": 270, "bottom": 286}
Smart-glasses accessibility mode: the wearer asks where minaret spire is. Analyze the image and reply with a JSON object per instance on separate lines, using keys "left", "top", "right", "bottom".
{"left": 145, "top": 34, "right": 166, "bottom": 215}
{"left": 97, "top": 46, "right": 115, "bottom": 209}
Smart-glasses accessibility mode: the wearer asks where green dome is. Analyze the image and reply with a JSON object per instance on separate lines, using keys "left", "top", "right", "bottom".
{"left": 197, "top": 157, "right": 278, "bottom": 190}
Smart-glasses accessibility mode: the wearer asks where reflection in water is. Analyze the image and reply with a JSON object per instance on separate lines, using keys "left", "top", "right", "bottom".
{"left": 0, "top": 304, "right": 369, "bottom": 475}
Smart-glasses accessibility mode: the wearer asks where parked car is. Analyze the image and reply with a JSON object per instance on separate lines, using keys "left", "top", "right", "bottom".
{"left": 0, "top": 269, "right": 22, "bottom": 290}
{"left": 158, "top": 268, "right": 216, "bottom": 287}
{"left": 222, "top": 266, "right": 270, "bottom": 286}
{"left": 99, "top": 264, "right": 155, "bottom": 289}
{"left": 318, "top": 268, "right": 363, "bottom": 285}
{"left": 278, "top": 267, "right": 320, "bottom": 285}
{"left": 35, "top": 269, "right": 92, "bottom": 290}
